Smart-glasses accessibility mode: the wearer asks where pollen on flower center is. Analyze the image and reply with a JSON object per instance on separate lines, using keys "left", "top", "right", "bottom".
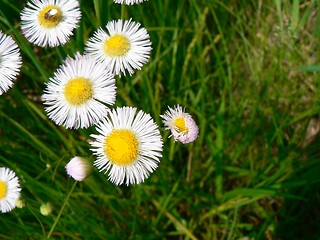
{"left": 104, "top": 129, "right": 139, "bottom": 166}
{"left": 0, "top": 181, "right": 7, "bottom": 199}
{"left": 103, "top": 34, "right": 130, "bottom": 57}
{"left": 63, "top": 77, "right": 93, "bottom": 105}
{"left": 174, "top": 117, "right": 188, "bottom": 134}
{"left": 38, "top": 5, "right": 63, "bottom": 28}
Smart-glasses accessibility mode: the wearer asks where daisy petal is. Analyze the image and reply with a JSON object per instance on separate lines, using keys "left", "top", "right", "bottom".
{"left": 90, "top": 106, "right": 163, "bottom": 185}
{"left": 0, "top": 168, "right": 21, "bottom": 213}
{"left": 113, "top": 0, "right": 148, "bottom": 5}
{"left": 0, "top": 31, "right": 22, "bottom": 95}
{"left": 42, "top": 53, "right": 117, "bottom": 129}
{"left": 160, "top": 105, "right": 199, "bottom": 144}
{"left": 85, "top": 19, "right": 152, "bottom": 76}
{"left": 20, "top": 0, "right": 81, "bottom": 47}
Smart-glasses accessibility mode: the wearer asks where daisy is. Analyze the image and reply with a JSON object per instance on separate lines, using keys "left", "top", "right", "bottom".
{"left": 42, "top": 53, "right": 117, "bottom": 129}
{"left": 85, "top": 18, "right": 152, "bottom": 76}
{"left": 160, "top": 105, "right": 199, "bottom": 144}
{"left": 0, "top": 31, "right": 22, "bottom": 95}
{"left": 66, "top": 156, "right": 91, "bottom": 181}
{"left": 0, "top": 167, "right": 21, "bottom": 213}
{"left": 20, "top": 0, "right": 81, "bottom": 47}
{"left": 113, "top": 0, "right": 148, "bottom": 5}
{"left": 90, "top": 107, "right": 163, "bottom": 185}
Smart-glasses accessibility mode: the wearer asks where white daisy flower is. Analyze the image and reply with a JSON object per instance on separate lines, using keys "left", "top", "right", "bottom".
{"left": 0, "top": 167, "right": 21, "bottom": 213}
{"left": 20, "top": 0, "right": 81, "bottom": 47}
{"left": 85, "top": 18, "right": 152, "bottom": 76}
{"left": 0, "top": 31, "right": 22, "bottom": 95}
{"left": 90, "top": 106, "right": 163, "bottom": 185}
{"left": 66, "top": 156, "right": 91, "bottom": 181}
{"left": 161, "top": 105, "right": 199, "bottom": 144}
{"left": 42, "top": 53, "right": 117, "bottom": 129}
{"left": 113, "top": 0, "right": 148, "bottom": 5}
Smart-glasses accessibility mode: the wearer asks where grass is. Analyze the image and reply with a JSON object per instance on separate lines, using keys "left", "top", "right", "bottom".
{"left": 1, "top": 0, "right": 320, "bottom": 239}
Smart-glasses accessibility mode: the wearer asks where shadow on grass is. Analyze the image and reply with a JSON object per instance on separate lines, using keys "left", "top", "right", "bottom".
{"left": 275, "top": 138, "right": 320, "bottom": 240}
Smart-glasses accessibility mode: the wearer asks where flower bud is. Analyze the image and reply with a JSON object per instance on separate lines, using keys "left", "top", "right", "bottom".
{"left": 65, "top": 156, "right": 91, "bottom": 181}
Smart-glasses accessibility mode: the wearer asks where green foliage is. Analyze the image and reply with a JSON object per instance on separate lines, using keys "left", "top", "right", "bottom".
{"left": 1, "top": 0, "right": 320, "bottom": 239}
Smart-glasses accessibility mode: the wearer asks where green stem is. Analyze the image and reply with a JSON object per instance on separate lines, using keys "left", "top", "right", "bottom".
{"left": 227, "top": 205, "right": 239, "bottom": 240}
{"left": 169, "top": 139, "right": 175, "bottom": 161}
{"left": 47, "top": 181, "right": 78, "bottom": 239}
{"left": 121, "top": 3, "right": 126, "bottom": 19}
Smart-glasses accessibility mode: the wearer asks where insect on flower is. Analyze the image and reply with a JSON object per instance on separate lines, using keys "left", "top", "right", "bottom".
{"left": 44, "top": 8, "right": 59, "bottom": 19}
{"left": 20, "top": 0, "right": 81, "bottom": 47}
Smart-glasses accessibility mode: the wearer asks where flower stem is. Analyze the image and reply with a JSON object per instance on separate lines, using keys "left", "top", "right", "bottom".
{"left": 46, "top": 181, "right": 77, "bottom": 239}
{"left": 121, "top": 3, "right": 126, "bottom": 20}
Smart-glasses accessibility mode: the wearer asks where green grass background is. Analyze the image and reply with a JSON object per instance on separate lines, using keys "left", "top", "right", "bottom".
{"left": 1, "top": 0, "right": 320, "bottom": 239}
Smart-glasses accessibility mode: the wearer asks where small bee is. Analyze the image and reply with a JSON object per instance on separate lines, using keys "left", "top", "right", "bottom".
{"left": 44, "top": 9, "right": 58, "bottom": 19}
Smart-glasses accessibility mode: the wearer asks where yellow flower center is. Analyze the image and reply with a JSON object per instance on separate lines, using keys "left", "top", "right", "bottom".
{"left": 38, "top": 5, "right": 63, "bottom": 28}
{"left": 0, "top": 181, "right": 7, "bottom": 200}
{"left": 63, "top": 77, "right": 93, "bottom": 105}
{"left": 174, "top": 117, "right": 188, "bottom": 134}
{"left": 104, "top": 129, "right": 139, "bottom": 166}
{"left": 103, "top": 34, "right": 130, "bottom": 57}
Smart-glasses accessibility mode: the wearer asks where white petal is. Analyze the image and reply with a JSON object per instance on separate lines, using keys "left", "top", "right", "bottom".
{"left": 85, "top": 19, "right": 152, "bottom": 76}
{"left": 0, "top": 168, "right": 21, "bottom": 213}
{"left": 42, "top": 53, "right": 117, "bottom": 129}
{"left": 0, "top": 31, "right": 22, "bottom": 95}
{"left": 90, "top": 107, "right": 163, "bottom": 185}
{"left": 20, "top": 0, "right": 81, "bottom": 47}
